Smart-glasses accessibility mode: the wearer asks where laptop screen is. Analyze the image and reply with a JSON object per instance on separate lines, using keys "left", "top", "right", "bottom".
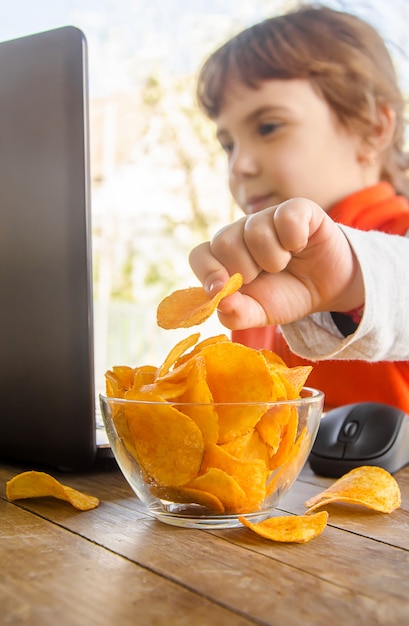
{"left": 0, "top": 26, "right": 97, "bottom": 470}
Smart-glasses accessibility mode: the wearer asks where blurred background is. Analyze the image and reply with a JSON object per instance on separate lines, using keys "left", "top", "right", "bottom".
{"left": 1, "top": 0, "right": 408, "bottom": 392}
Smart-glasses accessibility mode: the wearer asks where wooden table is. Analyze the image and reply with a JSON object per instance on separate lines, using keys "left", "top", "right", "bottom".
{"left": 1, "top": 457, "right": 409, "bottom": 625}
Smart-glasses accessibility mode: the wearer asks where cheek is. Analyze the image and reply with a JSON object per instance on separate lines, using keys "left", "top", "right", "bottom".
{"left": 271, "top": 154, "right": 303, "bottom": 190}
{"left": 276, "top": 162, "right": 325, "bottom": 205}
{"left": 276, "top": 144, "right": 323, "bottom": 184}
{"left": 227, "top": 176, "right": 245, "bottom": 211}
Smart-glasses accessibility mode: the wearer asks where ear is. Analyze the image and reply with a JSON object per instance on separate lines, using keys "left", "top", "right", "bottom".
{"left": 372, "top": 104, "right": 396, "bottom": 151}
{"left": 358, "top": 105, "right": 396, "bottom": 163}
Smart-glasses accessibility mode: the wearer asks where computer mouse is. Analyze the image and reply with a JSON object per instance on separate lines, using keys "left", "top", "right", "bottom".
{"left": 309, "top": 402, "right": 409, "bottom": 477}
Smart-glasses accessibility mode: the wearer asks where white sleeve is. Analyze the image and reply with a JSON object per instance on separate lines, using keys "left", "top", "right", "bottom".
{"left": 281, "top": 226, "right": 409, "bottom": 362}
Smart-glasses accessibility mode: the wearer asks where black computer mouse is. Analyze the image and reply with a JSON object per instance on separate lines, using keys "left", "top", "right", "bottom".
{"left": 309, "top": 402, "right": 409, "bottom": 477}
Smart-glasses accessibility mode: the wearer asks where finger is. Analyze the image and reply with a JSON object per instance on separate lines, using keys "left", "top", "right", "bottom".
{"left": 210, "top": 217, "right": 261, "bottom": 282}
{"left": 243, "top": 208, "right": 292, "bottom": 273}
{"left": 189, "top": 242, "right": 231, "bottom": 295}
{"left": 216, "top": 290, "right": 270, "bottom": 329}
{"left": 243, "top": 199, "right": 321, "bottom": 274}
{"left": 273, "top": 198, "right": 324, "bottom": 253}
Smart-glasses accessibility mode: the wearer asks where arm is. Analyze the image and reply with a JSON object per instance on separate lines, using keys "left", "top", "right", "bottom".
{"left": 189, "top": 198, "right": 409, "bottom": 362}
{"left": 190, "top": 198, "right": 364, "bottom": 328}
{"left": 282, "top": 226, "right": 409, "bottom": 362}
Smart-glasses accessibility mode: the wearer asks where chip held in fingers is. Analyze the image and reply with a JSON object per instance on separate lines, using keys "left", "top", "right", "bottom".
{"left": 156, "top": 272, "right": 243, "bottom": 329}
{"left": 6, "top": 471, "right": 100, "bottom": 511}
{"left": 304, "top": 465, "right": 401, "bottom": 514}
{"left": 239, "top": 511, "right": 328, "bottom": 543}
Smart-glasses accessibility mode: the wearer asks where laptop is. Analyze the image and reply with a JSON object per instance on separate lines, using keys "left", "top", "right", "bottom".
{"left": 0, "top": 26, "right": 110, "bottom": 470}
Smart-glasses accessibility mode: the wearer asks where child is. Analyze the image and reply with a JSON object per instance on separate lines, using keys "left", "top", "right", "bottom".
{"left": 189, "top": 4, "right": 409, "bottom": 411}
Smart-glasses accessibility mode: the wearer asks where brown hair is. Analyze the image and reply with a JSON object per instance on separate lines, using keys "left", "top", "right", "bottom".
{"left": 196, "top": 3, "right": 409, "bottom": 197}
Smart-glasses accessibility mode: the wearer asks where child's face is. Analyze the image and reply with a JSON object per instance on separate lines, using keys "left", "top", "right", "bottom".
{"left": 215, "top": 78, "right": 374, "bottom": 214}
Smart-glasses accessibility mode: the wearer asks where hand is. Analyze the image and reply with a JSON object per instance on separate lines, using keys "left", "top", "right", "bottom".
{"left": 189, "top": 198, "right": 364, "bottom": 329}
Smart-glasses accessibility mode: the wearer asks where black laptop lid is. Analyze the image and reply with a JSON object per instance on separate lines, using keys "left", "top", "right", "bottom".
{"left": 0, "top": 26, "right": 96, "bottom": 469}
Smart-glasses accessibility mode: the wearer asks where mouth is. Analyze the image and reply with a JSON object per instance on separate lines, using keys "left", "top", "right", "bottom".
{"left": 244, "top": 193, "right": 278, "bottom": 215}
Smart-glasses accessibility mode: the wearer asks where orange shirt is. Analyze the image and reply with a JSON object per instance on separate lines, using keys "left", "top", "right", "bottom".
{"left": 233, "top": 183, "right": 409, "bottom": 411}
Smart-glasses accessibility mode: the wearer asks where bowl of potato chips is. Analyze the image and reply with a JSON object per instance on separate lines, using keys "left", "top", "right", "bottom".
{"left": 100, "top": 332, "right": 324, "bottom": 529}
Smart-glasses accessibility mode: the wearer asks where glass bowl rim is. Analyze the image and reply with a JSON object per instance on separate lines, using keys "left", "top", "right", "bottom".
{"left": 99, "top": 386, "right": 324, "bottom": 408}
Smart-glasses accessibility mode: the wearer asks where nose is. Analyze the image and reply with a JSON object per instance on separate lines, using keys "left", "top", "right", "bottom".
{"left": 229, "top": 142, "right": 259, "bottom": 179}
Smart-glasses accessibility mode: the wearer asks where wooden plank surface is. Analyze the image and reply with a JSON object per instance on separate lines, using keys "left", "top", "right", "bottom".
{"left": 1, "top": 460, "right": 409, "bottom": 625}
{"left": 1, "top": 501, "right": 254, "bottom": 626}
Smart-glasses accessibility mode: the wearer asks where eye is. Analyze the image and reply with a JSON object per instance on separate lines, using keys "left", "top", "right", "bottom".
{"left": 219, "top": 139, "right": 234, "bottom": 155}
{"left": 259, "top": 122, "right": 281, "bottom": 136}
{"left": 216, "top": 129, "right": 234, "bottom": 155}
{"left": 217, "top": 135, "right": 234, "bottom": 154}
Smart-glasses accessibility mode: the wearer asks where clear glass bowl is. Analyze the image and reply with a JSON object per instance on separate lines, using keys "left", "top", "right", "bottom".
{"left": 100, "top": 387, "right": 324, "bottom": 529}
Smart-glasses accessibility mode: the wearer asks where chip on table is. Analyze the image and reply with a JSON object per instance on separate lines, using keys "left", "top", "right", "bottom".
{"left": 304, "top": 466, "right": 401, "bottom": 514}
{"left": 6, "top": 471, "right": 99, "bottom": 511}
{"left": 239, "top": 511, "right": 329, "bottom": 543}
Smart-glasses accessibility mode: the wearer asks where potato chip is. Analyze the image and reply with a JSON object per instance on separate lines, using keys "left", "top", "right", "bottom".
{"left": 173, "top": 334, "right": 230, "bottom": 369}
{"left": 304, "top": 466, "right": 401, "bottom": 514}
{"left": 125, "top": 394, "right": 205, "bottom": 487}
{"left": 151, "top": 485, "right": 225, "bottom": 514}
{"left": 201, "top": 443, "right": 268, "bottom": 512}
{"left": 267, "top": 406, "right": 299, "bottom": 470}
{"left": 260, "top": 351, "right": 312, "bottom": 400}
{"left": 106, "top": 401, "right": 139, "bottom": 460}
{"left": 194, "top": 343, "right": 273, "bottom": 408}
{"left": 156, "top": 273, "right": 243, "bottom": 329}
{"left": 266, "top": 427, "right": 310, "bottom": 496}
{"left": 187, "top": 467, "right": 247, "bottom": 513}
{"left": 264, "top": 366, "right": 288, "bottom": 402}
{"left": 111, "top": 433, "right": 138, "bottom": 479}
{"left": 155, "top": 360, "right": 196, "bottom": 390}
{"left": 6, "top": 471, "right": 99, "bottom": 511}
{"left": 104, "top": 332, "right": 316, "bottom": 517}
{"left": 129, "top": 379, "right": 190, "bottom": 401}
{"left": 200, "top": 342, "right": 274, "bottom": 443}
{"left": 105, "top": 366, "right": 133, "bottom": 398}
{"left": 111, "top": 365, "right": 136, "bottom": 389}
{"left": 220, "top": 429, "right": 270, "bottom": 467}
{"left": 239, "top": 511, "right": 328, "bottom": 543}
{"left": 282, "top": 366, "right": 313, "bottom": 398}
{"left": 256, "top": 405, "right": 291, "bottom": 455}
{"left": 156, "top": 332, "right": 200, "bottom": 378}
{"left": 259, "top": 350, "right": 287, "bottom": 367}
{"left": 176, "top": 356, "right": 219, "bottom": 444}
{"left": 130, "top": 365, "right": 157, "bottom": 390}
{"left": 106, "top": 365, "right": 157, "bottom": 399}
